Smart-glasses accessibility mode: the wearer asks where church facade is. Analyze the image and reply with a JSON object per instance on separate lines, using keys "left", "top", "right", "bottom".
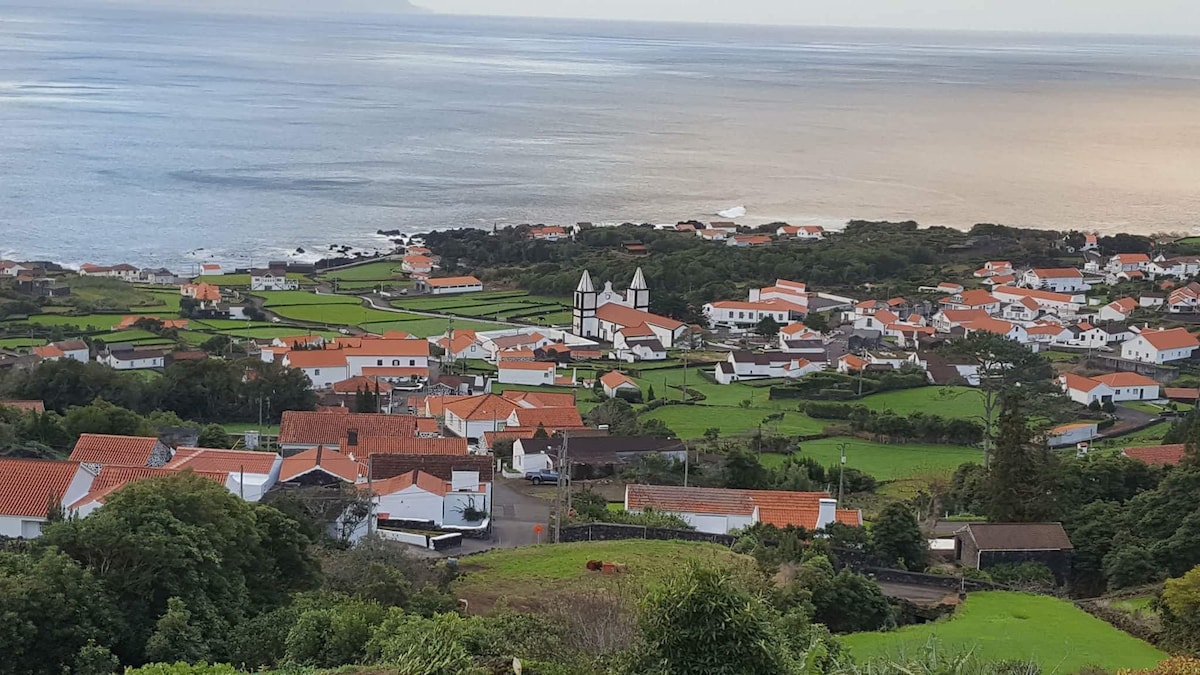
{"left": 572, "top": 268, "right": 688, "bottom": 348}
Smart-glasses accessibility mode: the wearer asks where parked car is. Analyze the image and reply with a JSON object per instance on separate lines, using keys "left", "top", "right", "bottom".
{"left": 524, "top": 470, "right": 564, "bottom": 485}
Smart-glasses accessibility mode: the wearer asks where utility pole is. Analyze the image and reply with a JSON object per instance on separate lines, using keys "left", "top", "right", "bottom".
{"left": 682, "top": 440, "right": 690, "bottom": 487}
{"left": 554, "top": 431, "right": 569, "bottom": 543}
{"left": 837, "top": 441, "right": 847, "bottom": 506}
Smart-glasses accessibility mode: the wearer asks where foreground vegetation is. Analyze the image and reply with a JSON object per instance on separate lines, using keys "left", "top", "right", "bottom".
{"left": 844, "top": 592, "right": 1166, "bottom": 671}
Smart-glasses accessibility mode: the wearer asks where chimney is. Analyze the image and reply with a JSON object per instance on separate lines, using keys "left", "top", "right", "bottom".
{"left": 816, "top": 498, "right": 838, "bottom": 530}
{"left": 347, "top": 429, "right": 359, "bottom": 446}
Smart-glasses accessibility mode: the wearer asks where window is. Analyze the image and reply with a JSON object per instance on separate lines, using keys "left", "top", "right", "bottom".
{"left": 409, "top": 359, "right": 416, "bottom": 366}
{"left": 377, "top": 359, "right": 383, "bottom": 366}
{"left": 393, "top": 359, "right": 400, "bottom": 366}
{"left": 314, "top": 369, "right": 320, "bottom": 375}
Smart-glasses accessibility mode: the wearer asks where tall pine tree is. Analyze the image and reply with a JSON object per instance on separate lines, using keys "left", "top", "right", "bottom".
{"left": 986, "top": 390, "right": 1058, "bottom": 522}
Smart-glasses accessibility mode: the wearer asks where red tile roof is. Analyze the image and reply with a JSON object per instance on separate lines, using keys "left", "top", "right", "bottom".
{"left": 0, "top": 400, "right": 45, "bottom": 413}
{"left": 942, "top": 289, "right": 999, "bottom": 307}
{"left": 0, "top": 459, "right": 82, "bottom": 517}
{"left": 348, "top": 338, "right": 430, "bottom": 357}
{"left": 1123, "top": 444, "right": 1188, "bottom": 466}
{"left": 69, "top": 434, "right": 162, "bottom": 467}
{"left": 426, "top": 276, "right": 481, "bottom": 287}
{"left": 278, "top": 411, "right": 418, "bottom": 446}
{"left": 34, "top": 344, "right": 65, "bottom": 359}
{"left": 1062, "top": 373, "right": 1104, "bottom": 393}
{"left": 442, "top": 395, "right": 519, "bottom": 422}
{"left": 993, "top": 286, "right": 1076, "bottom": 304}
{"left": 498, "top": 360, "right": 553, "bottom": 372}
{"left": 510, "top": 407, "right": 586, "bottom": 430}
{"left": 372, "top": 470, "right": 449, "bottom": 497}
{"left": 1030, "top": 268, "right": 1082, "bottom": 279}
{"left": 1138, "top": 328, "right": 1200, "bottom": 351}
{"left": 1107, "top": 297, "right": 1138, "bottom": 314}
{"left": 1091, "top": 372, "right": 1159, "bottom": 388}
{"left": 331, "top": 375, "right": 395, "bottom": 394}
{"left": 1165, "top": 388, "right": 1200, "bottom": 401}
{"left": 285, "top": 350, "right": 349, "bottom": 368}
{"left": 501, "top": 391, "right": 578, "bottom": 409}
{"left": 594, "top": 303, "right": 684, "bottom": 331}
{"left": 166, "top": 448, "right": 280, "bottom": 475}
{"left": 279, "top": 446, "right": 364, "bottom": 482}
{"left": 626, "top": 485, "right": 860, "bottom": 530}
{"left": 600, "top": 371, "right": 638, "bottom": 391}
{"left": 342, "top": 436, "right": 468, "bottom": 457}
{"left": 74, "top": 466, "right": 228, "bottom": 508}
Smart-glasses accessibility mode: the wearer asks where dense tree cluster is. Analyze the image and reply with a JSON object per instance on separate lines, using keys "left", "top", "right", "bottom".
{"left": 0, "top": 357, "right": 315, "bottom": 424}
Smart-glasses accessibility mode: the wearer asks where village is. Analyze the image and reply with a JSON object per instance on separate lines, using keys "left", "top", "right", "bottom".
{"left": 3, "top": 219, "right": 1200, "bottom": 671}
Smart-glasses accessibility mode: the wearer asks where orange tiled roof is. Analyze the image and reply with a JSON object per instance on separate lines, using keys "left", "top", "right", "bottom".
{"left": 1123, "top": 444, "right": 1187, "bottom": 466}
{"left": 426, "top": 276, "right": 481, "bottom": 287}
{"left": 0, "top": 400, "right": 45, "bottom": 413}
{"left": 278, "top": 411, "right": 418, "bottom": 446}
{"left": 1138, "top": 328, "right": 1200, "bottom": 351}
{"left": 286, "top": 350, "right": 348, "bottom": 368}
{"left": 416, "top": 417, "right": 440, "bottom": 434}
{"left": 1029, "top": 268, "right": 1082, "bottom": 279}
{"left": 1108, "top": 297, "right": 1138, "bottom": 314}
{"left": 166, "top": 448, "right": 280, "bottom": 475}
{"left": 69, "top": 434, "right": 162, "bottom": 467}
{"left": 343, "top": 436, "right": 468, "bottom": 456}
{"left": 594, "top": 304, "right": 684, "bottom": 331}
{"left": 600, "top": 371, "right": 638, "bottom": 390}
{"left": 331, "top": 375, "right": 395, "bottom": 394}
{"left": 1061, "top": 373, "right": 1103, "bottom": 393}
{"left": 73, "top": 466, "right": 228, "bottom": 508}
{"left": 372, "top": 469, "right": 449, "bottom": 497}
{"left": 1092, "top": 372, "right": 1159, "bottom": 388}
{"left": 442, "top": 394, "right": 519, "bottom": 422}
{"left": 499, "top": 360, "right": 556, "bottom": 371}
{"left": 0, "top": 459, "right": 81, "bottom": 517}
{"left": 348, "top": 339, "right": 430, "bottom": 358}
{"left": 510, "top": 407, "right": 585, "bottom": 429}
{"left": 279, "top": 446, "right": 363, "bottom": 482}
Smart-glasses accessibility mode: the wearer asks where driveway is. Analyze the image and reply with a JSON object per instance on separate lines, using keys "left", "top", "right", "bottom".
{"left": 1101, "top": 404, "right": 1161, "bottom": 439}
{"left": 490, "top": 478, "right": 553, "bottom": 548}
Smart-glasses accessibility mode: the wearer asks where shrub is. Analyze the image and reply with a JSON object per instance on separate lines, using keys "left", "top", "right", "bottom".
{"left": 987, "top": 562, "right": 1057, "bottom": 589}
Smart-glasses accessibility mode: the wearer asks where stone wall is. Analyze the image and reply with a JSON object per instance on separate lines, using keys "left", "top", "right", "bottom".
{"left": 559, "top": 523, "right": 736, "bottom": 546}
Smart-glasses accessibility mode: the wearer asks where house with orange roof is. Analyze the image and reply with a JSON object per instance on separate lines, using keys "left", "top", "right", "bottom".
{"left": 959, "top": 317, "right": 1028, "bottom": 343}
{"left": 506, "top": 406, "right": 586, "bottom": 433}
{"left": 1022, "top": 268, "right": 1089, "bottom": 293}
{"left": 1059, "top": 371, "right": 1160, "bottom": 405}
{"left": 574, "top": 268, "right": 690, "bottom": 348}
{"left": 199, "top": 263, "right": 222, "bottom": 276}
{"left": 703, "top": 300, "right": 793, "bottom": 330}
{"left": 1107, "top": 253, "right": 1151, "bottom": 276}
{"left": 931, "top": 308, "right": 993, "bottom": 333}
{"left": 624, "top": 484, "right": 860, "bottom": 535}
{"left": 165, "top": 447, "right": 282, "bottom": 501}
{"left": 373, "top": 468, "right": 490, "bottom": 530}
{"left": 1082, "top": 233, "right": 1099, "bottom": 251}
{"left": 1024, "top": 323, "right": 1073, "bottom": 345}
{"left": 421, "top": 276, "right": 483, "bottom": 295}
{"left": 70, "top": 465, "right": 233, "bottom": 517}
{"left": 69, "top": 433, "right": 174, "bottom": 468}
{"left": 278, "top": 446, "right": 365, "bottom": 485}
{"left": 481, "top": 331, "right": 555, "bottom": 362}
{"left": 973, "top": 261, "right": 1014, "bottom": 278}
{"left": 401, "top": 254, "right": 434, "bottom": 275}
{"left": 0, "top": 458, "right": 96, "bottom": 537}
{"left": 1166, "top": 282, "right": 1200, "bottom": 314}
{"left": 181, "top": 281, "right": 222, "bottom": 306}
{"left": 726, "top": 234, "right": 772, "bottom": 248}
{"left": 777, "top": 224, "right": 826, "bottom": 240}
{"left": 599, "top": 371, "right": 640, "bottom": 398}
{"left": 500, "top": 390, "right": 577, "bottom": 409}
{"left": 938, "top": 289, "right": 1001, "bottom": 314}
{"left": 32, "top": 339, "right": 90, "bottom": 363}
{"left": 283, "top": 349, "right": 351, "bottom": 388}
{"left": 497, "top": 359, "right": 558, "bottom": 387}
{"left": 528, "top": 225, "right": 568, "bottom": 241}
{"left": 836, "top": 354, "right": 868, "bottom": 374}
{"left": 992, "top": 285, "right": 1083, "bottom": 315}
{"left": 612, "top": 324, "right": 667, "bottom": 362}
{"left": 1099, "top": 297, "right": 1138, "bottom": 322}
{"left": 981, "top": 273, "right": 1017, "bottom": 288}
{"left": 278, "top": 410, "right": 419, "bottom": 451}
{"left": 1122, "top": 444, "right": 1188, "bottom": 467}
{"left": 442, "top": 394, "right": 519, "bottom": 441}
{"left": 1122, "top": 327, "right": 1200, "bottom": 364}
{"left": 431, "top": 329, "right": 486, "bottom": 361}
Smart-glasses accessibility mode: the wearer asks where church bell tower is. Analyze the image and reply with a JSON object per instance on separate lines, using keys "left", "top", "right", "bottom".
{"left": 573, "top": 270, "right": 598, "bottom": 337}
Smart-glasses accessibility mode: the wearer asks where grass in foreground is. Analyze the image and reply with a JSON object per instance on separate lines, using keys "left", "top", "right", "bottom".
{"left": 760, "top": 437, "right": 980, "bottom": 481}
{"left": 452, "top": 539, "right": 749, "bottom": 614}
{"left": 842, "top": 591, "right": 1165, "bottom": 672}
{"left": 641, "top": 405, "right": 827, "bottom": 439}
{"left": 857, "top": 386, "right": 984, "bottom": 420}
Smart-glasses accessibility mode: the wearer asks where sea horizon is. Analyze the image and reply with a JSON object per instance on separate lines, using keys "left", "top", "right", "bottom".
{"left": 3, "top": 2, "right": 1199, "bottom": 270}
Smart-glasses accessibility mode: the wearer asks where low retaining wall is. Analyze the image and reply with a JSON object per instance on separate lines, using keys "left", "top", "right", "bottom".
{"left": 560, "top": 523, "right": 736, "bottom": 546}
{"left": 864, "top": 567, "right": 1006, "bottom": 593}
{"left": 377, "top": 528, "right": 463, "bottom": 550}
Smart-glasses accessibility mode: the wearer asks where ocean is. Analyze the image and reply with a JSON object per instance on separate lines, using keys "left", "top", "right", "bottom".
{"left": 2, "top": 3, "right": 1199, "bottom": 270}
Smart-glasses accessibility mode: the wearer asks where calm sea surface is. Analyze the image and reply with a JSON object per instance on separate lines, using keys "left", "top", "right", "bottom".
{"left": 2, "top": 3, "right": 1200, "bottom": 269}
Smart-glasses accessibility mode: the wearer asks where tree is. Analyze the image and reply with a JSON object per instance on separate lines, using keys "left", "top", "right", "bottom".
{"left": 986, "top": 392, "right": 1058, "bottom": 523}
{"left": 0, "top": 549, "right": 123, "bottom": 675}
{"left": 803, "top": 312, "right": 829, "bottom": 334}
{"left": 144, "top": 598, "right": 209, "bottom": 665}
{"left": 284, "top": 596, "right": 388, "bottom": 668}
{"left": 63, "top": 399, "right": 155, "bottom": 439}
{"left": 634, "top": 564, "right": 815, "bottom": 674}
{"left": 870, "top": 502, "right": 926, "bottom": 570}
{"left": 723, "top": 450, "right": 769, "bottom": 489}
{"left": 756, "top": 315, "right": 782, "bottom": 337}
{"left": 196, "top": 424, "right": 231, "bottom": 449}
{"left": 647, "top": 385, "right": 656, "bottom": 402}
{"left": 1162, "top": 566, "right": 1200, "bottom": 655}
{"left": 944, "top": 333, "right": 1056, "bottom": 466}
{"left": 44, "top": 473, "right": 320, "bottom": 662}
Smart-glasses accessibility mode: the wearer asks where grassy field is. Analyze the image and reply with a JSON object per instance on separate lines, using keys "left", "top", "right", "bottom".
{"left": 1098, "top": 421, "right": 1171, "bottom": 448}
{"left": 253, "top": 291, "right": 359, "bottom": 307}
{"left": 15, "top": 314, "right": 133, "bottom": 330}
{"left": 858, "top": 387, "right": 984, "bottom": 420}
{"left": 760, "top": 437, "right": 979, "bottom": 480}
{"left": 0, "top": 337, "right": 46, "bottom": 349}
{"left": 642, "top": 405, "right": 827, "bottom": 439}
{"left": 843, "top": 592, "right": 1166, "bottom": 671}
{"left": 390, "top": 291, "right": 571, "bottom": 322}
{"left": 267, "top": 303, "right": 410, "bottom": 326}
{"left": 358, "top": 318, "right": 503, "bottom": 338}
{"left": 452, "top": 539, "right": 750, "bottom": 614}
{"left": 317, "top": 261, "right": 403, "bottom": 281}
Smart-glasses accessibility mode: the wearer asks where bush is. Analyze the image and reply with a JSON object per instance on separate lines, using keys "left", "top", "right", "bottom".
{"left": 987, "top": 562, "right": 1057, "bottom": 588}
{"left": 124, "top": 666, "right": 239, "bottom": 675}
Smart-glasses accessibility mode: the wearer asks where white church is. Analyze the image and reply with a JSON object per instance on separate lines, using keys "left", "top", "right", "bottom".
{"left": 572, "top": 268, "right": 689, "bottom": 348}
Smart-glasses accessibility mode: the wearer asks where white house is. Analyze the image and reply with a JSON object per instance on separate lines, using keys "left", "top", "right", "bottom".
{"left": 374, "top": 469, "right": 490, "bottom": 530}
{"left": 715, "top": 351, "right": 822, "bottom": 384}
{"left": 1149, "top": 255, "right": 1200, "bottom": 280}
{"left": 0, "top": 459, "right": 94, "bottom": 538}
{"left": 1046, "top": 422, "right": 1099, "bottom": 448}
{"left": 939, "top": 290, "right": 1001, "bottom": 314}
{"left": 991, "top": 286, "right": 1082, "bottom": 316}
{"left": 442, "top": 395, "right": 518, "bottom": 441}
{"left": 34, "top": 339, "right": 90, "bottom": 363}
{"left": 199, "top": 263, "right": 222, "bottom": 276}
{"left": 612, "top": 326, "right": 667, "bottom": 362}
{"left": 703, "top": 300, "right": 792, "bottom": 329}
{"left": 249, "top": 269, "right": 299, "bottom": 291}
{"left": 1107, "top": 253, "right": 1151, "bottom": 275}
{"left": 1099, "top": 298, "right": 1138, "bottom": 322}
{"left": 433, "top": 330, "right": 488, "bottom": 361}
{"left": 164, "top": 447, "right": 283, "bottom": 502}
{"left": 973, "top": 261, "right": 1014, "bottom": 278}
{"left": 99, "top": 349, "right": 165, "bottom": 370}
{"left": 1060, "top": 372, "right": 1160, "bottom": 405}
{"left": 625, "top": 484, "right": 861, "bottom": 535}
{"left": 600, "top": 371, "right": 641, "bottom": 398}
{"left": 777, "top": 225, "right": 825, "bottom": 240}
{"left": 1121, "top": 328, "right": 1200, "bottom": 364}
{"left": 1166, "top": 283, "right": 1200, "bottom": 314}
{"left": 424, "top": 276, "right": 483, "bottom": 295}
{"left": 497, "top": 360, "right": 557, "bottom": 386}
{"left": 401, "top": 255, "right": 434, "bottom": 275}
{"left": 282, "top": 350, "right": 350, "bottom": 389}
{"left": 0, "top": 260, "right": 29, "bottom": 277}
{"left": 1023, "top": 268, "right": 1089, "bottom": 293}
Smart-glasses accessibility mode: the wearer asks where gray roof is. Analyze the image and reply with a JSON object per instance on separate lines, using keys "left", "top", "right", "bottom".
{"left": 958, "top": 522, "right": 1073, "bottom": 551}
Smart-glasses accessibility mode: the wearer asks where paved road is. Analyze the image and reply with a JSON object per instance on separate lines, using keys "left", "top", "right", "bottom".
{"left": 1101, "top": 404, "right": 1160, "bottom": 439}
{"left": 490, "top": 478, "right": 553, "bottom": 549}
